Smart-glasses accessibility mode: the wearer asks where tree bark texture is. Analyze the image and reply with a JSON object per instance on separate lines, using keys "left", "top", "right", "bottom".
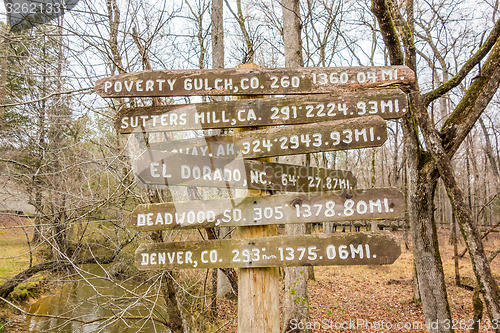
{"left": 413, "top": 37, "right": 500, "bottom": 322}
{"left": 148, "top": 200, "right": 185, "bottom": 332}
{"left": 372, "top": 0, "right": 453, "bottom": 329}
{"left": 479, "top": 117, "right": 500, "bottom": 193}
{"left": 211, "top": 0, "right": 239, "bottom": 302}
{"left": 212, "top": 0, "right": 224, "bottom": 69}
{"left": 0, "top": 26, "right": 8, "bottom": 124}
{"left": 373, "top": 0, "right": 500, "bottom": 327}
{"left": 281, "top": 1, "right": 310, "bottom": 332}
{"left": 282, "top": 0, "right": 303, "bottom": 67}
{"left": 160, "top": 271, "right": 185, "bottom": 333}
{"left": 235, "top": 63, "right": 279, "bottom": 333}
{"left": 401, "top": 111, "right": 452, "bottom": 331}
{"left": 415, "top": 97, "right": 500, "bottom": 322}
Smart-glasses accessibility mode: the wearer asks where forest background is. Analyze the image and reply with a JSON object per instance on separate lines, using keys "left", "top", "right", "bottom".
{"left": 0, "top": 0, "right": 499, "bottom": 332}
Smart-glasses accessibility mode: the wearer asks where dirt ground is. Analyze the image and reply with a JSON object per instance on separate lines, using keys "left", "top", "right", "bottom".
{"left": 0, "top": 223, "right": 498, "bottom": 332}
{"left": 215, "top": 230, "right": 500, "bottom": 332}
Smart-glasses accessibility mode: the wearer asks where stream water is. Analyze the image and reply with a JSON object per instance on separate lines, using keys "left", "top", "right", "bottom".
{"left": 25, "top": 264, "right": 169, "bottom": 332}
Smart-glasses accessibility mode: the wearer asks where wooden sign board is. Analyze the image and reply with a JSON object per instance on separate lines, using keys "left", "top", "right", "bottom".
{"left": 95, "top": 66, "right": 415, "bottom": 98}
{"left": 151, "top": 115, "right": 387, "bottom": 159}
{"left": 115, "top": 89, "right": 407, "bottom": 133}
{"left": 134, "top": 152, "right": 356, "bottom": 191}
{"left": 135, "top": 232, "right": 401, "bottom": 270}
{"left": 130, "top": 188, "right": 404, "bottom": 231}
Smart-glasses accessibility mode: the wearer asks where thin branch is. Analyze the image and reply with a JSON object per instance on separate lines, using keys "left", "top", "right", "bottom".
{"left": 458, "top": 220, "right": 500, "bottom": 258}
{"left": 0, "top": 87, "right": 93, "bottom": 107}
{"left": 441, "top": 40, "right": 500, "bottom": 155}
{"left": 215, "top": 315, "right": 237, "bottom": 332}
{"left": 0, "top": 296, "right": 168, "bottom": 326}
{"left": 0, "top": 234, "right": 136, "bottom": 298}
{"left": 488, "top": 247, "right": 500, "bottom": 262}
{"left": 423, "top": 18, "right": 500, "bottom": 106}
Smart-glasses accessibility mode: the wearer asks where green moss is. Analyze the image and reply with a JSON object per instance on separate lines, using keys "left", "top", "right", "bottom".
{"left": 9, "top": 275, "right": 46, "bottom": 303}
{"left": 417, "top": 150, "right": 432, "bottom": 169}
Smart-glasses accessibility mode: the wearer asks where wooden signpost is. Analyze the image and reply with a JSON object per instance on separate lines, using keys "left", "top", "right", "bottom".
{"left": 130, "top": 188, "right": 404, "bottom": 231}
{"left": 231, "top": 63, "right": 278, "bottom": 333}
{"left": 95, "top": 65, "right": 415, "bottom": 97}
{"left": 95, "top": 64, "right": 414, "bottom": 333}
{"left": 134, "top": 152, "right": 356, "bottom": 191}
{"left": 135, "top": 232, "right": 401, "bottom": 270}
{"left": 152, "top": 115, "right": 387, "bottom": 159}
{"left": 115, "top": 88, "right": 407, "bottom": 133}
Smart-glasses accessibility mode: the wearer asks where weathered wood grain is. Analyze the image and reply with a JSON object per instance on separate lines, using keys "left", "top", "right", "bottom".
{"left": 135, "top": 232, "right": 401, "bottom": 269}
{"left": 150, "top": 115, "right": 387, "bottom": 159}
{"left": 232, "top": 63, "right": 280, "bottom": 333}
{"left": 95, "top": 66, "right": 415, "bottom": 98}
{"left": 133, "top": 152, "right": 356, "bottom": 191}
{"left": 115, "top": 89, "right": 407, "bottom": 133}
{"left": 130, "top": 188, "right": 405, "bottom": 231}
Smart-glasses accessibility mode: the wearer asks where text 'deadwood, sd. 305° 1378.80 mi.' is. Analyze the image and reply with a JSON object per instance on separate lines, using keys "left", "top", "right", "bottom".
{"left": 130, "top": 188, "right": 404, "bottom": 231}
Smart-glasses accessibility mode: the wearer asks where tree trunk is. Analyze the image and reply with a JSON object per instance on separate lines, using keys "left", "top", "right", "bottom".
{"left": 401, "top": 110, "right": 452, "bottom": 332}
{"left": 414, "top": 72, "right": 500, "bottom": 323}
{"left": 225, "top": 0, "right": 254, "bottom": 63}
{"left": 211, "top": 0, "right": 237, "bottom": 303}
{"left": 410, "top": 167, "right": 452, "bottom": 330}
{"left": 281, "top": 1, "right": 310, "bottom": 332}
{"left": 451, "top": 212, "right": 461, "bottom": 286}
{"left": 212, "top": 0, "right": 224, "bottom": 70}
{"left": 160, "top": 271, "right": 185, "bottom": 333}
{"left": 412, "top": 260, "right": 420, "bottom": 302}
{"left": 323, "top": 222, "right": 334, "bottom": 233}
{"left": 373, "top": 0, "right": 500, "bottom": 327}
{"left": 0, "top": 24, "right": 8, "bottom": 124}
{"left": 470, "top": 286, "right": 484, "bottom": 333}
{"left": 427, "top": 140, "right": 500, "bottom": 322}
{"left": 479, "top": 117, "right": 500, "bottom": 193}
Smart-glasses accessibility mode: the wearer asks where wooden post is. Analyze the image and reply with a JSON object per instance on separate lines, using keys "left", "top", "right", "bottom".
{"left": 235, "top": 63, "right": 280, "bottom": 333}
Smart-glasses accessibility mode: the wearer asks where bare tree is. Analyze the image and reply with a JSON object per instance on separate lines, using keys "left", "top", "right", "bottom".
{"left": 372, "top": 0, "right": 500, "bottom": 328}
{"left": 224, "top": 0, "right": 259, "bottom": 63}
{"left": 280, "top": 1, "right": 310, "bottom": 332}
